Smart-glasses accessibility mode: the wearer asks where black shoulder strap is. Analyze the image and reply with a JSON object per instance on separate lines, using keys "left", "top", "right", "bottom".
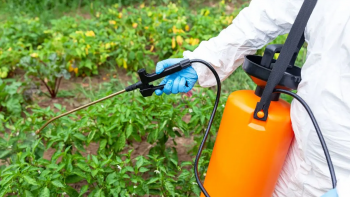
{"left": 254, "top": 0, "right": 317, "bottom": 121}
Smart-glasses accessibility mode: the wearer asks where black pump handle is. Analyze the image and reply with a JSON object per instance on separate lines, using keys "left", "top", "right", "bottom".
{"left": 260, "top": 41, "right": 304, "bottom": 69}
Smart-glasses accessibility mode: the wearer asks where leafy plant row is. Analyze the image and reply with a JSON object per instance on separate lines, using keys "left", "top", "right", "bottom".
{"left": 0, "top": 2, "right": 237, "bottom": 78}
{"left": 0, "top": 77, "right": 225, "bottom": 196}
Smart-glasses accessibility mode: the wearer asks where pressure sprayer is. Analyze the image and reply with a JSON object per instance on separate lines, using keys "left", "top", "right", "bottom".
{"left": 36, "top": 1, "right": 338, "bottom": 196}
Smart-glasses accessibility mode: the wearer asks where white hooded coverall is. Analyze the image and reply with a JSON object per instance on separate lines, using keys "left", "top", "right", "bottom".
{"left": 183, "top": 0, "right": 350, "bottom": 196}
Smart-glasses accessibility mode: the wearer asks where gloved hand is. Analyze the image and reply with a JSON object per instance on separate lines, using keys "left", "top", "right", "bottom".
{"left": 155, "top": 58, "right": 198, "bottom": 95}
{"left": 321, "top": 189, "right": 338, "bottom": 197}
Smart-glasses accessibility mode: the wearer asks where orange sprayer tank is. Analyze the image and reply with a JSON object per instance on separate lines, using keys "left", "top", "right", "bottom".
{"left": 201, "top": 89, "right": 294, "bottom": 197}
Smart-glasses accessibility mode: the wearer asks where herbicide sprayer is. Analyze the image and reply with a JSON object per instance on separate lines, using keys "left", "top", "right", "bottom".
{"left": 37, "top": 1, "right": 337, "bottom": 196}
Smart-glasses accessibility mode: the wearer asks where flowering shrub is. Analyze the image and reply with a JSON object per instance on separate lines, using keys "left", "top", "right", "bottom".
{"left": 0, "top": 2, "right": 238, "bottom": 80}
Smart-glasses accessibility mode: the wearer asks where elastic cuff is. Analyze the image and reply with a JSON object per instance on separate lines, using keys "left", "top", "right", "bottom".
{"left": 183, "top": 51, "right": 212, "bottom": 87}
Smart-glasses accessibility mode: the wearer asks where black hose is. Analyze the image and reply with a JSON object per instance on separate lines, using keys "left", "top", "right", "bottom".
{"left": 190, "top": 59, "right": 221, "bottom": 197}
{"left": 274, "top": 89, "right": 337, "bottom": 188}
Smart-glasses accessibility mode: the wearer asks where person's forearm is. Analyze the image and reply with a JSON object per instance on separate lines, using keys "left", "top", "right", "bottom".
{"left": 184, "top": 0, "right": 303, "bottom": 87}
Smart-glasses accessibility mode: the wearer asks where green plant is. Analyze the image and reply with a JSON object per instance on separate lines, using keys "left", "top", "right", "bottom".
{"left": 0, "top": 79, "right": 25, "bottom": 131}
{"left": 18, "top": 53, "right": 70, "bottom": 98}
{"left": 0, "top": 75, "right": 224, "bottom": 196}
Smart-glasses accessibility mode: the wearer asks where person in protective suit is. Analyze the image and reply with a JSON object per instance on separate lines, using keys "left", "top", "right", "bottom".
{"left": 155, "top": 0, "right": 350, "bottom": 196}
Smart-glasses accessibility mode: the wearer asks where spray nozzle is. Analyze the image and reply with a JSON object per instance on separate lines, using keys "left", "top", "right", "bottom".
{"left": 125, "top": 59, "right": 192, "bottom": 97}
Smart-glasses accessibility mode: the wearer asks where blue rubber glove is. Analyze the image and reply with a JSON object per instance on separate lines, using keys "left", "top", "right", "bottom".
{"left": 321, "top": 189, "right": 338, "bottom": 197}
{"left": 155, "top": 58, "right": 198, "bottom": 95}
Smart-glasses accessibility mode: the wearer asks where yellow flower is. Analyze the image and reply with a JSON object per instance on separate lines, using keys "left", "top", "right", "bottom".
{"left": 144, "top": 26, "right": 149, "bottom": 30}
{"left": 172, "top": 26, "right": 177, "bottom": 34}
{"left": 96, "top": 12, "right": 100, "bottom": 18}
{"left": 176, "top": 35, "right": 183, "bottom": 46}
{"left": 123, "top": 59, "right": 127, "bottom": 69}
{"left": 105, "top": 43, "right": 111, "bottom": 49}
{"left": 30, "top": 53, "right": 39, "bottom": 58}
{"left": 7, "top": 47, "right": 12, "bottom": 51}
{"left": 68, "top": 64, "right": 74, "bottom": 72}
{"left": 132, "top": 23, "right": 138, "bottom": 28}
{"left": 109, "top": 20, "right": 116, "bottom": 25}
{"left": 172, "top": 26, "right": 184, "bottom": 34}
{"left": 140, "top": 3, "right": 145, "bottom": 8}
{"left": 185, "top": 25, "right": 190, "bottom": 31}
{"left": 85, "top": 31, "right": 95, "bottom": 37}
{"left": 74, "top": 67, "right": 78, "bottom": 74}
{"left": 172, "top": 37, "right": 176, "bottom": 49}
{"left": 150, "top": 45, "right": 154, "bottom": 52}
{"left": 192, "top": 38, "right": 200, "bottom": 46}
{"left": 85, "top": 47, "right": 89, "bottom": 55}
{"left": 118, "top": 13, "right": 123, "bottom": 19}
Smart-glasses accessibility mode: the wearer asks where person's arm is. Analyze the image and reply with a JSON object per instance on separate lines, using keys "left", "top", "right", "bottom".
{"left": 184, "top": 0, "right": 303, "bottom": 87}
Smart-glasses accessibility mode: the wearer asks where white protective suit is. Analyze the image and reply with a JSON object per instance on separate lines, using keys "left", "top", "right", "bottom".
{"left": 183, "top": 0, "right": 350, "bottom": 196}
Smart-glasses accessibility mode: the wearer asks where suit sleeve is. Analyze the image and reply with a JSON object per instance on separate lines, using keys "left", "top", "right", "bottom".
{"left": 183, "top": 0, "right": 303, "bottom": 87}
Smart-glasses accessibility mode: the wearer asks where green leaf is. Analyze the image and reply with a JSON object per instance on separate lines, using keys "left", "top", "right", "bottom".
{"left": 23, "top": 175, "right": 38, "bottom": 185}
{"left": 65, "top": 175, "right": 84, "bottom": 184}
{"left": 0, "top": 186, "right": 8, "bottom": 197}
{"left": 51, "top": 180, "right": 65, "bottom": 188}
{"left": 0, "top": 175, "right": 13, "bottom": 186}
{"left": 92, "top": 155, "right": 99, "bottom": 166}
{"left": 139, "top": 167, "right": 149, "bottom": 173}
{"left": 53, "top": 103, "right": 62, "bottom": 110}
{"left": 64, "top": 186, "right": 79, "bottom": 196}
{"left": 76, "top": 162, "right": 91, "bottom": 172}
{"left": 136, "top": 156, "right": 143, "bottom": 169}
{"left": 114, "top": 133, "right": 125, "bottom": 151}
{"left": 87, "top": 130, "right": 96, "bottom": 143}
{"left": 39, "top": 187, "right": 50, "bottom": 197}
{"left": 178, "top": 171, "right": 190, "bottom": 180}
{"left": 94, "top": 188, "right": 105, "bottom": 197}
{"left": 0, "top": 149, "right": 12, "bottom": 159}
{"left": 78, "top": 185, "right": 89, "bottom": 197}
{"left": 24, "top": 190, "right": 34, "bottom": 197}
{"left": 128, "top": 51, "right": 135, "bottom": 60}
{"left": 164, "top": 181, "right": 175, "bottom": 197}
{"left": 99, "top": 139, "right": 107, "bottom": 151}
{"left": 147, "top": 177, "right": 159, "bottom": 185}
{"left": 126, "top": 124, "right": 133, "bottom": 138}
{"left": 74, "top": 133, "right": 87, "bottom": 141}
{"left": 142, "top": 183, "right": 149, "bottom": 194}
{"left": 106, "top": 172, "right": 117, "bottom": 185}
{"left": 192, "top": 183, "right": 201, "bottom": 196}
{"left": 91, "top": 169, "right": 99, "bottom": 177}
